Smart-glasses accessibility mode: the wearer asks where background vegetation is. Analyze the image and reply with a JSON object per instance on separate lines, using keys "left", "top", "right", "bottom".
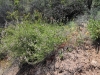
{"left": 0, "top": 0, "right": 99, "bottom": 26}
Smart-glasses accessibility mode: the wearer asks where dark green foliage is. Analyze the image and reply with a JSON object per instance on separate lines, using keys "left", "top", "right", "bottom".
{"left": 0, "top": 0, "right": 13, "bottom": 17}
{"left": 0, "top": 52, "right": 8, "bottom": 61}
{"left": 92, "top": 38, "right": 100, "bottom": 54}
{"left": 0, "top": 0, "right": 14, "bottom": 27}
{"left": 0, "top": 0, "right": 99, "bottom": 26}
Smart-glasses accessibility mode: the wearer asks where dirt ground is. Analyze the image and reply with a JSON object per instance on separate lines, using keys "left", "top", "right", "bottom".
{"left": 14, "top": 44, "right": 100, "bottom": 75}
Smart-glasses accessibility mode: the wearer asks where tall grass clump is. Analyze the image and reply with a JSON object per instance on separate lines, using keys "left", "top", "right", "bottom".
{"left": 0, "top": 21, "right": 67, "bottom": 64}
{"left": 88, "top": 19, "right": 100, "bottom": 40}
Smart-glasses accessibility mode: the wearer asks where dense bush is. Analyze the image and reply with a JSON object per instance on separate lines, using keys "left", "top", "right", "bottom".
{"left": 88, "top": 19, "right": 100, "bottom": 40}
{"left": 30, "top": 0, "right": 86, "bottom": 24}
{"left": 0, "top": 21, "right": 67, "bottom": 64}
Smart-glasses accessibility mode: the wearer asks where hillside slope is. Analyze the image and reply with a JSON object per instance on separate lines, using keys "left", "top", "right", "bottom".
{"left": 1, "top": 23, "right": 100, "bottom": 75}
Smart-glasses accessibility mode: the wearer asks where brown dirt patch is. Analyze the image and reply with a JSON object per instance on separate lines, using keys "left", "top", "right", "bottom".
{"left": 15, "top": 46, "right": 100, "bottom": 75}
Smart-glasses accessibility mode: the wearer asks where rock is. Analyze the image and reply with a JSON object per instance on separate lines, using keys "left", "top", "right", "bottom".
{"left": 91, "top": 60, "right": 98, "bottom": 66}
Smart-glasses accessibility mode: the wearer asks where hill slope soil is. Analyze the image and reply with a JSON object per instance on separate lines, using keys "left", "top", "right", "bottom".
{"left": 1, "top": 23, "right": 100, "bottom": 75}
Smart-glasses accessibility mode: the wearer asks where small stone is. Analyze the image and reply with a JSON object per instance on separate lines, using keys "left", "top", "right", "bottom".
{"left": 91, "top": 60, "right": 97, "bottom": 66}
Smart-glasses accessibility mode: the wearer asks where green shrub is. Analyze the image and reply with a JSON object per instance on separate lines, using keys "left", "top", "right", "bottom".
{"left": 0, "top": 21, "right": 67, "bottom": 64}
{"left": 88, "top": 19, "right": 100, "bottom": 40}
